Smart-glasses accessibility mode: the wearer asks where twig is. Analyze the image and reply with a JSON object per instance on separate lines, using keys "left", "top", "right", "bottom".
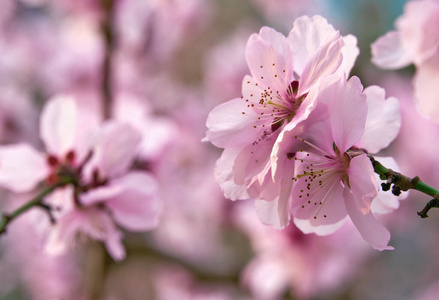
{"left": 369, "top": 155, "right": 439, "bottom": 218}
{"left": 0, "top": 180, "right": 72, "bottom": 235}
{"left": 101, "top": 0, "right": 116, "bottom": 120}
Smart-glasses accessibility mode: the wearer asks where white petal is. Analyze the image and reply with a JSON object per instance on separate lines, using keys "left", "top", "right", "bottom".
{"left": 40, "top": 95, "right": 78, "bottom": 156}
{"left": 371, "top": 31, "right": 412, "bottom": 69}
{"left": 214, "top": 149, "right": 250, "bottom": 201}
{"left": 356, "top": 86, "right": 401, "bottom": 153}
{"left": 0, "top": 144, "right": 48, "bottom": 193}
{"left": 288, "top": 15, "right": 339, "bottom": 75}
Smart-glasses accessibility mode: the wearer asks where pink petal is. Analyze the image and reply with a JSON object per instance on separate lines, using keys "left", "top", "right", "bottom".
{"left": 80, "top": 184, "right": 123, "bottom": 206}
{"left": 0, "top": 144, "right": 48, "bottom": 193}
{"left": 254, "top": 157, "right": 295, "bottom": 229}
{"left": 371, "top": 31, "right": 412, "bottom": 69}
{"left": 233, "top": 129, "right": 280, "bottom": 187}
{"left": 413, "top": 57, "right": 439, "bottom": 122}
{"left": 40, "top": 95, "right": 78, "bottom": 157}
{"left": 356, "top": 85, "right": 401, "bottom": 153}
{"left": 83, "top": 172, "right": 162, "bottom": 232}
{"left": 242, "top": 254, "right": 290, "bottom": 300}
{"left": 347, "top": 154, "right": 378, "bottom": 215}
{"left": 45, "top": 208, "right": 126, "bottom": 260}
{"left": 85, "top": 121, "right": 141, "bottom": 180}
{"left": 246, "top": 27, "right": 294, "bottom": 93}
{"left": 340, "top": 34, "right": 360, "bottom": 76}
{"left": 205, "top": 93, "right": 264, "bottom": 149}
{"left": 299, "top": 38, "right": 343, "bottom": 95}
{"left": 330, "top": 76, "right": 367, "bottom": 153}
{"left": 214, "top": 149, "right": 249, "bottom": 201}
{"left": 287, "top": 15, "right": 339, "bottom": 76}
{"left": 344, "top": 189, "right": 393, "bottom": 251}
{"left": 104, "top": 225, "right": 126, "bottom": 261}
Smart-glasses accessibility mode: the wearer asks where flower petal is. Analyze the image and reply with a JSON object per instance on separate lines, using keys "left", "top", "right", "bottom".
{"left": 40, "top": 95, "right": 78, "bottom": 157}
{"left": 344, "top": 189, "right": 393, "bottom": 251}
{"left": 85, "top": 121, "right": 141, "bottom": 180}
{"left": 288, "top": 15, "right": 339, "bottom": 76}
{"left": 356, "top": 86, "right": 401, "bottom": 153}
{"left": 413, "top": 57, "right": 439, "bottom": 122}
{"left": 82, "top": 172, "right": 162, "bottom": 232}
{"left": 371, "top": 31, "right": 412, "bottom": 69}
{"left": 254, "top": 157, "right": 295, "bottom": 229}
{"left": 329, "top": 76, "right": 367, "bottom": 153}
{"left": 246, "top": 27, "right": 294, "bottom": 93}
{"left": 299, "top": 38, "right": 343, "bottom": 95}
{"left": 214, "top": 149, "right": 250, "bottom": 201}
{"left": 347, "top": 154, "right": 378, "bottom": 215}
{"left": 205, "top": 93, "right": 265, "bottom": 149}
{"left": 340, "top": 34, "right": 360, "bottom": 76}
{"left": 0, "top": 144, "right": 48, "bottom": 193}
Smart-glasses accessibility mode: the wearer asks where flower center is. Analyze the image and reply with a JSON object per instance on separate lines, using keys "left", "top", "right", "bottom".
{"left": 291, "top": 137, "right": 351, "bottom": 220}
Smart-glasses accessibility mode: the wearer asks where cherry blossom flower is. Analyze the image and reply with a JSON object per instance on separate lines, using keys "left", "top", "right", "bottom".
{"left": 206, "top": 16, "right": 359, "bottom": 207}
{"left": 270, "top": 76, "right": 400, "bottom": 250}
{"left": 371, "top": 0, "right": 439, "bottom": 121}
{"left": 0, "top": 95, "right": 162, "bottom": 261}
{"left": 45, "top": 121, "right": 162, "bottom": 261}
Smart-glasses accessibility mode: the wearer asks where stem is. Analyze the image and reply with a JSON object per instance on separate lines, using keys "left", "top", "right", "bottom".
{"left": 0, "top": 180, "right": 72, "bottom": 235}
{"left": 370, "top": 156, "right": 439, "bottom": 195}
{"left": 101, "top": 0, "right": 116, "bottom": 120}
{"left": 369, "top": 155, "right": 439, "bottom": 218}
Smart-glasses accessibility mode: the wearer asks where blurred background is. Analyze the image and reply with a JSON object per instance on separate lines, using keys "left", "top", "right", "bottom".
{"left": 1, "top": 0, "right": 439, "bottom": 299}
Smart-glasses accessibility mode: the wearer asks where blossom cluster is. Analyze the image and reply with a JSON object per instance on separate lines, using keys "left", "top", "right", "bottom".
{"left": 206, "top": 15, "right": 402, "bottom": 250}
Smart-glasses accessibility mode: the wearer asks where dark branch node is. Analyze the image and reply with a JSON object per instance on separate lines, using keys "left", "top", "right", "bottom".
{"left": 417, "top": 196, "right": 439, "bottom": 218}
{"left": 381, "top": 182, "right": 391, "bottom": 191}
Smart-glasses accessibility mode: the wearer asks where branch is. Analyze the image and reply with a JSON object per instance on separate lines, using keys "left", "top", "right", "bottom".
{"left": 100, "top": 0, "right": 116, "bottom": 120}
{"left": 369, "top": 155, "right": 439, "bottom": 218}
{"left": 0, "top": 180, "right": 72, "bottom": 235}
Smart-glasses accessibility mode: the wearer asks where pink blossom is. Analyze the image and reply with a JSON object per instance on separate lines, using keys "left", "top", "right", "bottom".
{"left": 46, "top": 121, "right": 162, "bottom": 261}
{"left": 271, "top": 76, "right": 400, "bottom": 250}
{"left": 0, "top": 95, "right": 161, "bottom": 261}
{"left": 206, "top": 16, "right": 359, "bottom": 209}
{"left": 371, "top": 0, "right": 439, "bottom": 121}
{"left": 234, "top": 201, "right": 372, "bottom": 299}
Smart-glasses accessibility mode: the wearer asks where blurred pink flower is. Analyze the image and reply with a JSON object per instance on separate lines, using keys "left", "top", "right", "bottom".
{"left": 234, "top": 201, "right": 372, "bottom": 299}
{"left": 46, "top": 121, "right": 162, "bottom": 261}
{"left": 371, "top": 0, "right": 439, "bottom": 121}
{"left": 0, "top": 95, "right": 161, "bottom": 261}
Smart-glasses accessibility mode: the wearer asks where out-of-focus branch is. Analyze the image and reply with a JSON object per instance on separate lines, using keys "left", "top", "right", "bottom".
{"left": 0, "top": 180, "right": 73, "bottom": 235}
{"left": 101, "top": 0, "right": 116, "bottom": 120}
{"left": 369, "top": 155, "right": 439, "bottom": 218}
